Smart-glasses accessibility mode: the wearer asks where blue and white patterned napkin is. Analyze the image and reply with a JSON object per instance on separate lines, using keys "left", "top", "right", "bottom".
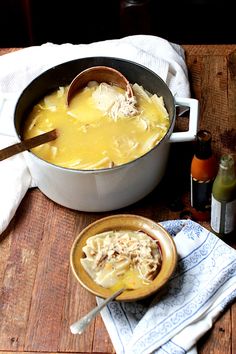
{"left": 97, "top": 219, "right": 236, "bottom": 354}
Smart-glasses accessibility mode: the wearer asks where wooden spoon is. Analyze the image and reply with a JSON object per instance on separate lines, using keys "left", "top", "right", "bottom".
{"left": 0, "top": 129, "right": 58, "bottom": 161}
{"left": 67, "top": 66, "right": 133, "bottom": 105}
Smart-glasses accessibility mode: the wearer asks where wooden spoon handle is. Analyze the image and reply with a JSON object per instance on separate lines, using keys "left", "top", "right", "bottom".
{"left": 0, "top": 129, "right": 58, "bottom": 161}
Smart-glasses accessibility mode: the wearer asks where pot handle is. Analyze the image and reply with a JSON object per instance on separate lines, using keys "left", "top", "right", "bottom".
{"left": 169, "top": 97, "right": 199, "bottom": 143}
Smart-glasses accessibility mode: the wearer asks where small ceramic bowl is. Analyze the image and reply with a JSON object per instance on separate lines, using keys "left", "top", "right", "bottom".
{"left": 70, "top": 214, "right": 177, "bottom": 301}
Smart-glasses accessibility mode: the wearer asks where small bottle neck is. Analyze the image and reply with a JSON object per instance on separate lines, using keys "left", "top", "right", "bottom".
{"left": 218, "top": 155, "right": 236, "bottom": 180}
{"left": 195, "top": 130, "right": 212, "bottom": 159}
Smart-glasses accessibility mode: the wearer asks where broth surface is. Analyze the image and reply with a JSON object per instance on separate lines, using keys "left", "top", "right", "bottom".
{"left": 23, "top": 83, "right": 170, "bottom": 170}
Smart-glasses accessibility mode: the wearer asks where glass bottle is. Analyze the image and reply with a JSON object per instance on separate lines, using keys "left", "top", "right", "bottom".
{"left": 211, "top": 154, "right": 236, "bottom": 236}
{"left": 120, "top": 0, "right": 151, "bottom": 36}
{"left": 190, "top": 130, "right": 218, "bottom": 217}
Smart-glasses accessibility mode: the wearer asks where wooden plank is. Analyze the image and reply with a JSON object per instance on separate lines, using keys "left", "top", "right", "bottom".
{"left": 198, "top": 310, "right": 232, "bottom": 354}
{"left": 227, "top": 48, "right": 236, "bottom": 152}
{"left": 232, "top": 302, "right": 236, "bottom": 354}
{"left": 199, "top": 55, "right": 229, "bottom": 157}
{"left": 0, "top": 48, "right": 22, "bottom": 56}
{"left": 227, "top": 46, "right": 236, "bottom": 354}
{"left": 0, "top": 189, "right": 52, "bottom": 351}
{"left": 185, "top": 50, "right": 231, "bottom": 158}
{"left": 183, "top": 45, "right": 236, "bottom": 56}
{"left": 23, "top": 197, "right": 78, "bottom": 351}
{"left": 93, "top": 315, "right": 115, "bottom": 353}
{"left": 59, "top": 271, "right": 96, "bottom": 353}
{"left": 0, "top": 222, "right": 13, "bottom": 291}
{"left": 184, "top": 54, "right": 202, "bottom": 100}
{"left": 2, "top": 352, "right": 87, "bottom": 354}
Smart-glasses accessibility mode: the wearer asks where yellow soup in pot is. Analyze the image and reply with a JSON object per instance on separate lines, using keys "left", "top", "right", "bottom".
{"left": 23, "top": 82, "right": 170, "bottom": 170}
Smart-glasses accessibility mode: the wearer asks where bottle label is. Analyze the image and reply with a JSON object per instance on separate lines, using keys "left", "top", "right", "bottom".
{"left": 211, "top": 196, "right": 236, "bottom": 234}
{"left": 190, "top": 176, "right": 213, "bottom": 211}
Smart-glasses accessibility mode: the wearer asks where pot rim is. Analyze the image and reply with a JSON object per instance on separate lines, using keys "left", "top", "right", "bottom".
{"left": 14, "top": 56, "right": 176, "bottom": 174}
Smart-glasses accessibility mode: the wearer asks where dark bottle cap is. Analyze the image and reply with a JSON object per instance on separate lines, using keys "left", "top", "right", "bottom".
{"left": 195, "top": 130, "right": 212, "bottom": 159}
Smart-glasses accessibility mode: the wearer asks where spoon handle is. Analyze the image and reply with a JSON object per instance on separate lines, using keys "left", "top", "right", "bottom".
{"left": 70, "top": 288, "right": 124, "bottom": 335}
{"left": 0, "top": 129, "right": 58, "bottom": 161}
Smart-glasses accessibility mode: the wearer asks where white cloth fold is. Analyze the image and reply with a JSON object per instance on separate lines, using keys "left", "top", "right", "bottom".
{"left": 0, "top": 134, "right": 31, "bottom": 232}
{"left": 97, "top": 219, "right": 236, "bottom": 354}
{"left": 0, "top": 35, "right": 190, "bottom": 234}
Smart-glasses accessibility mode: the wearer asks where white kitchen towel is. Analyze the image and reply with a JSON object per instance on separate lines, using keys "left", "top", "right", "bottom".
{"left": 97, "top": 219, "right": 236, "bottom": 354}
{"left": 0, "top": 35, "right": 190, "bottom": 234}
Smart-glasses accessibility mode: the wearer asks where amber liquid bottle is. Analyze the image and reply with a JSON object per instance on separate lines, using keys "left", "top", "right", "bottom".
{"left": 190, "top": 130, "right": 218, "bottom": 220}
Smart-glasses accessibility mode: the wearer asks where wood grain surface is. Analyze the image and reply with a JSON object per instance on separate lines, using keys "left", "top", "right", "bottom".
{"left": 0, "top": 45, "right": 236, "bottom": 354}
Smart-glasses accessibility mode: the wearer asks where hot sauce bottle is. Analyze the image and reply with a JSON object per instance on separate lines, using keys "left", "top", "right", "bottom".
{"left": 190, "top": 130, "right": 217, "bottom": 220}
{"left": 211, "top": 154, "right": 236, "bottom": 236}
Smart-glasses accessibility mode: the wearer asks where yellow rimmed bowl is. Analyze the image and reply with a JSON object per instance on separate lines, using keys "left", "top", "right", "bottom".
{"left": 70, "top": 214, "right": 177, "bottom": 301}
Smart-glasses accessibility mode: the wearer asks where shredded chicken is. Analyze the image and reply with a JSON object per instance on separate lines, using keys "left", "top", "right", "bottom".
{"left": 92, "top": 82, "right": 138, "bottom": 120}
{"left": 81, "top": 230, "right": 162, "bottom": 289}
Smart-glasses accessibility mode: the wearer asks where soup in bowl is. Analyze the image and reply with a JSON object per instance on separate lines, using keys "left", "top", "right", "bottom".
{"left": 70, "top": 214, "right": 178, "bottom": 301}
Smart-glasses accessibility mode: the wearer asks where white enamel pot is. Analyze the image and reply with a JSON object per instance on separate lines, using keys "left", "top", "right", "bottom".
{"left": 14, "top": 57, "right": 199, "bottom": 212}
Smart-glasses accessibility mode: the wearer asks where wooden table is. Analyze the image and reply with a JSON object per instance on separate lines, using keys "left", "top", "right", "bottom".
{"left": 0, "top": 45, "right": 236, "bottom": 354}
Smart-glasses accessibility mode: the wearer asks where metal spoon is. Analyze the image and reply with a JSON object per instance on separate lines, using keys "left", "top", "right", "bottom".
{"left": 0, "top": 129, "right": 58, "bottom": 161}
{"left": 70, "top": 287, "right": 125, "bottom": 335}
{"left": 67, "top": 66, "right": 133, "bottom": 105}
